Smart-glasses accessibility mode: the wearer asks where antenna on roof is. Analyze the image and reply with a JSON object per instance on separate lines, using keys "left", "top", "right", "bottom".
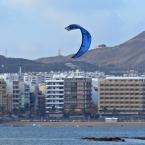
{"left": 19, "top": 66, "right": 22, "bottom": 75}
{"left": 58, "top": 49, "right": 61, "bottom": 56}
{"left": 5, "top": 48, "right": 7, "bottom": 57}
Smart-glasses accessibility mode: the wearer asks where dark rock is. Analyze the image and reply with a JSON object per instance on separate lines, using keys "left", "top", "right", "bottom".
{"left": 82, "top": 137, "right": 125, "bottom": 142}
{"left": 132, "top": 137, "right": 145, "bottom": 140}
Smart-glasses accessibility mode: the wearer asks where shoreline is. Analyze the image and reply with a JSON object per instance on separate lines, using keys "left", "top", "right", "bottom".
{"left": 2, "top": 121, "right": 145, "bottom": 127}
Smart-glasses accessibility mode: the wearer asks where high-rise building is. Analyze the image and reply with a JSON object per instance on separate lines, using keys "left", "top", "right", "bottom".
{"left": 0, "top": 79, "right": 9, "bottom": 113}
{"left": 12, "top": 81, "right": 30, "bottom": 109}
{"left": 13, "top": 81, "right": 20, "bottom": 109}
{"left": 64, "top": 77, "right": 92, "bottom": 114}
{"left": 37, "top": 93, "right": 45, "bottom": 118}
{"left": 19, "top": 82, "right": 30, "bottom": 108}
{"left": 45, "top": 79, "right": 64, "bottom": 115}
{"left": 98, "top": 77, "right": 145, "bottom": 115}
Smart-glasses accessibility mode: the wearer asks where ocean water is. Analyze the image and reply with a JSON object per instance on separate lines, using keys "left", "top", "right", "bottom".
{"left": 0, "top": 125, "right": 144, "bottom": 145}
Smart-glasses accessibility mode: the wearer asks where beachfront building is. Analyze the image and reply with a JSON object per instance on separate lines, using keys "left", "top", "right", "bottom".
{"left": 12, "top": 80, "right": 20, "bottom": 109}
{"left": 98, "top": 76, "right": 145, "bottom": 116}
{"left": 37, "top": 93, "right": 45, "bottom": 118}
{"left": 19, "top": 82, "right": 30, "bottom": 108}
{"left": 4, "top": 79, "right": 30, "bottom": 112}
{"left": 0, "top": 79, "right": 9, "bottom": 114}
{"left": 64, "top": 77, "right": 92, "bottom": 115}
{"left": 12, "top": 81, "right": 30, "bottom": 109}
{"left": 45, "top": 79, "right": 64, "bottom": 115}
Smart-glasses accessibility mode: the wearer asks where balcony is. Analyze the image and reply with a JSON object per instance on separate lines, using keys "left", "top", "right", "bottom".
{"left": 46, "top": 98, "right": 64, "bottom": 100}
{"left": 45, "top": 102, "right": 64, "bottom": 105}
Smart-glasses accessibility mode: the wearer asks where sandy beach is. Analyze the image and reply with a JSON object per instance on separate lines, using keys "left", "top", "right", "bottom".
{"left": 2, "top": 121, "right": 145, "bottom": 127}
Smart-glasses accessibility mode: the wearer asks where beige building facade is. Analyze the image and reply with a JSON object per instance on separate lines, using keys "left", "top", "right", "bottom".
{"left": 98, "top": 77, "right": 145, "bottom": 114}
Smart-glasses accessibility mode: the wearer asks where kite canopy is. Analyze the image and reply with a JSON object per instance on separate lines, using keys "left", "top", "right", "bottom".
{"left": 65, "top": 24, "right": 92, "bottom": 58}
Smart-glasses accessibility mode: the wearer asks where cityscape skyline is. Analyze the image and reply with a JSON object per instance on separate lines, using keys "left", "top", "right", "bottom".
{"left": 0, "top": 1, "right": 145, "bottom": 144}
{"left": 1, "top": 70, "right": 145, "bottom": 120}
{"left": 0, "top": 0, "right": 145, "bottom": 59}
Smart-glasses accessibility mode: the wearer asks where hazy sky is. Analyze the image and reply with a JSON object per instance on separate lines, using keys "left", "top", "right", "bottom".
{"left": 0, "top": 0, "right": 145, "bottom": 59}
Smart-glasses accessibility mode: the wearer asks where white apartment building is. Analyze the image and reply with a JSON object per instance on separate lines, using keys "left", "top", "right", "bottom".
{"left": 4, "top": 79, "right": 30, "bottom": 110}
{"left": 12, "top": 81, "right": 30, "bottom": 109}
{"left": 45, "top": 79, "right": 64, "bottom": 114}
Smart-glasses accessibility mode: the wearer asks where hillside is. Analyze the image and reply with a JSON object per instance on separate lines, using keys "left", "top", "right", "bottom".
{"left": 1, "top": 31, "right": 145, "bottom": 73}
{"left": 0, "top": 55, "right": 97, "bottom": 73}
{"left": 36, "top": 31, "right": 145, "bottom": 73}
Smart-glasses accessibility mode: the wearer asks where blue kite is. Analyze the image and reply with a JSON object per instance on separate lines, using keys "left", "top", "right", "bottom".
{"left": 65, "top": 24, "right": 92, "bottom": 58}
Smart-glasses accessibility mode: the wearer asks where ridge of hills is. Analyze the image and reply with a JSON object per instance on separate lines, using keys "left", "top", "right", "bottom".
{"left": 1, "top": 31, "right": 145, "bottom": 73}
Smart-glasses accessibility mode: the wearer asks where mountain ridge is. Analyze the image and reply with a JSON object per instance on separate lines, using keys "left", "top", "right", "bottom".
{"left": 36, "top": 31, "right": 145, "bottom": 72}
{"left": 1, "top": 31, "right": 145, "bottom": 73}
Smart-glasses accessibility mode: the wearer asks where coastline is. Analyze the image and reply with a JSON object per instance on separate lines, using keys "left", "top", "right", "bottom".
{"left": 2, "top": 121, "right": 145, "bottom": 127}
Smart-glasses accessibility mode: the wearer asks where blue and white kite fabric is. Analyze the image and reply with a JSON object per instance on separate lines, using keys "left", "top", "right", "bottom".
{"left": 65, "top": 24, "right": 92, "bottom": 58}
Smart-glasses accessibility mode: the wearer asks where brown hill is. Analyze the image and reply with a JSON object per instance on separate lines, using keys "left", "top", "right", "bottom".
{"left": 0, "top": 55, "right": 97, "bottom": 73}
{"left": 36, "top": 31, "right": 145, "bottom": 73}
{"left": 1, "top": 31, "right": 145, "bottom": 73}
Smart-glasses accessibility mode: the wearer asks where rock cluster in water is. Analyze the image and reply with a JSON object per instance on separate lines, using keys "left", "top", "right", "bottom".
{"left": 82, "top": 137, "right": 125, "bottom": 142}
{"left": 82, "top": 136, "right": 145, "bottom": 142}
